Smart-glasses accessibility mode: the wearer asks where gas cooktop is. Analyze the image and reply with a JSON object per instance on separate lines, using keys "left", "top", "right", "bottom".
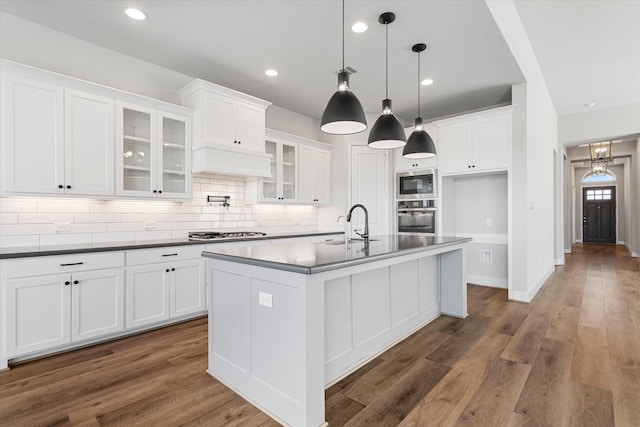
{"left": 188, "top": 231, "right": 267, "bottom": 241}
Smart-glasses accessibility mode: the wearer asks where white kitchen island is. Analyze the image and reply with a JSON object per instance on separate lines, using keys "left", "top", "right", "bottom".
{"left": 202, "top": 235, "right": 471, "bottom": 427}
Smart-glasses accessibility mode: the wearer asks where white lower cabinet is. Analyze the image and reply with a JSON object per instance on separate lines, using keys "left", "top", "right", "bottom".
{"left": 5, "top": 268, "right": 124, "bottom": 357}
{"left": 125, "top": 256, "right": 205, "bottom": 329}
{"left": 171, "top": 259, "right": 206, "bottom": 318}
{"left": 125, "top": 264, "right": 171, "bottom": 328}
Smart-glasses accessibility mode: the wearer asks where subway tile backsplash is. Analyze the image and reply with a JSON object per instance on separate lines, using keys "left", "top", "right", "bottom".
{"left": 0, "top": 174, "right": 319, "bottom": 247}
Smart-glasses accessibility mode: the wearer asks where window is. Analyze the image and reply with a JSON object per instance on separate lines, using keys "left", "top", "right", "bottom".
{"left": 586, "top": 189, "right": 612, "bottom": 200}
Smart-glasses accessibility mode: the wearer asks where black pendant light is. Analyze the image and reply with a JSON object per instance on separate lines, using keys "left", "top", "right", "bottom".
{"left": 320, "top": 0, "right": 367, "bottom": 135}
{"left": 368, "top": 12, "right": 406, "bottom": 149}
{"left": 403, "top": 43, "right": 436, "bottom": 159}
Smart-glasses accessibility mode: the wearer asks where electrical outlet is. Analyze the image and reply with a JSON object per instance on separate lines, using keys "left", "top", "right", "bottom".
{"left": 480, "top": 250, "right": 493, "bottom": 264}
{"left": 144, "top": 221, "right": 157, "bottom": 230}
{"left": 485, "top": 218, "right": 492, "bottom": 227}
{"left": 258, "top": 292, "right": 273, "bottom": 308}
{"left": 54, "top": 223, "right": 72, "bottom": 233}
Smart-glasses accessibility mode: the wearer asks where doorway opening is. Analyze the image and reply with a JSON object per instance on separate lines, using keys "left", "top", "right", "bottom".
{"left": 582, "top": 186, "right": 616, "bottom": 243}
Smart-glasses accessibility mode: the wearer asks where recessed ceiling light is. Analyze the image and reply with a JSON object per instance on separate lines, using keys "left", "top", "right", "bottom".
{"left": 583, "top": 102, "right": 595, "bottom": 107}
{"left": 125, "top": 8, "right": 146, "bottom": 20}
{"left": 421, "top": 78, "right": 434, "bottom": 86}
{"left": 265, "top": 69, "right": 278, "bottom": 77}
{"left": 352, "top": 22, "right": 368, "bottom": 33}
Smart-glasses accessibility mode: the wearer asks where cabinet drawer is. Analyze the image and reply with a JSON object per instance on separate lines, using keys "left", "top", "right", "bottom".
{"left": 5, "top": 252, "right": 125, "bottom": 279}
{"left": 126, "top": 245, "right": 204, "bottom": 266}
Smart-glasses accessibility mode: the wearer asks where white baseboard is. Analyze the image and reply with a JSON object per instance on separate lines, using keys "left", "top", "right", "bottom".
{"left": 467, "top": 274, "right": 508, "bottom": 289}
{"left": 509, "top": 265, "right": 554, "bottom": 303}
{"left": 633, "top": 252, "right": 639, "bottom": 258}
{"left": 555, "top": 258, "right": 565, "bottom": 265}
{"left": 564, "top": 248, "right": 572, "bottom": 254}
{"left": 576, "top": 239, "right": 583, "bottom": 243}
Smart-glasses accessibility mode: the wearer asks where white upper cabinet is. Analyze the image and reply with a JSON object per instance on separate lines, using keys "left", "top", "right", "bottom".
{"left": 179, "top": 79, "right": 272, "bottom": 177}
{"left": 245, "top": 129, "right": 332, "bottom": 205}
{"left": 65, "top": 90, "right": 115, "bottom": 196}
{"left": 259, "top": 140, "right": 298, "bottom": 203}
{"left": 1, "top": 74, "right": 113, "bottom": 196}
{"left": 298, "top": 145, "right": 331, "bottom": 205}
{"left": 437, "top": 108, "right": 511, "bottom": 174}
{"left": 394, "top": 124, "right": 439, "bottom": 172}
{"left": 1, "top": 60, "right": 193, "bottom": 200}
{"left": 116, "top": 102, "right": 191, "bottom": 200}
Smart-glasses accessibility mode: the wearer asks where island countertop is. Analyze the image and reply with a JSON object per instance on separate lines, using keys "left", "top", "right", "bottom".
{"left": 202, "top": 234, "right": 472, "bottom": 274}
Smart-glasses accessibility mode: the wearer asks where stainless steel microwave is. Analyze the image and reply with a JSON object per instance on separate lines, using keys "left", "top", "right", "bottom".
{"left": 396, "top": 169, "right": 437, "bottom": 199}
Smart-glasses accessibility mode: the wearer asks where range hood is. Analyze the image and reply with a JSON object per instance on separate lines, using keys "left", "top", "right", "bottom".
{"left": 191, "top": 144, "right": 272, "bottom": 178}
{"left": 179, "top": 78, "right": 273, "bottom": 179}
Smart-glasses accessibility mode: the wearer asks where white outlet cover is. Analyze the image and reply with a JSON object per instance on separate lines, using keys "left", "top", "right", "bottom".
{"left": 480, "top": 250, "right": 493, "bottom": 264}
{"left": 144, "top": 221, "right": 157, "bottom": 230}
{"left": 54, "top": 223, "right": 72, "bottom": 233}
{"left": 258, "top": 292, "right": 273, "bottom": 308}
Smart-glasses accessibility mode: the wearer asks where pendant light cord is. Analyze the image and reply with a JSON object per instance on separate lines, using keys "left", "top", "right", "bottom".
{"left": 342, "top": 0, "right": 345, "bottom": 72}
{"left": 385, "top": 23, "right": 389, "bottom": 99}
{"left": 417, "top": 50, "right": 421, "bottom": 117}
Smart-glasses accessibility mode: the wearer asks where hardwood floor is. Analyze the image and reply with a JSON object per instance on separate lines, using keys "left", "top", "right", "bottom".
{"left": 1, "top": 243, "right": 638, "bottom": 426}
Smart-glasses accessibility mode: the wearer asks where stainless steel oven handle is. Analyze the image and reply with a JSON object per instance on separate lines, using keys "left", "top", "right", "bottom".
{"left": 397, "top": 208, "right": 437, "bottom": 212}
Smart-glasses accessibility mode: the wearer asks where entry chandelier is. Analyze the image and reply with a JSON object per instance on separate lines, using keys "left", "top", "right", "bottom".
{"left": 591, "top": 161, "right": 608, "bottom": 175}
{"left": 368, "top": 12, "right": 406, "bottom": 149}
{"left": 320, "top": 0, "right": 367, "bottom": 134}
{"left": 589, "top": 141, "right": 613, "bottom": 162}
{"left": 403, "top": 43, "right": 436, "bottom": 159}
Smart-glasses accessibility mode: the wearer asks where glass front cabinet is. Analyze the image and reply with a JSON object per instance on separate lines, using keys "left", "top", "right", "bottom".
{"left": 260, "top": 140, "right": 297, "bottom": 203}
{"left": 116, "top": 102, "right": 191, "bottom": 199}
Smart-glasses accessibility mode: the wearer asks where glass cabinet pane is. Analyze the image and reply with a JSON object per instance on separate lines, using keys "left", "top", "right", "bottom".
{"left": 281, "top": 144, "right": 296, "bottom": 200}
{"left": 122, "top": 108, "right": 152, "bottom": 192}
{"left": 161, "top": 116, "right": 186, "bottom": 194}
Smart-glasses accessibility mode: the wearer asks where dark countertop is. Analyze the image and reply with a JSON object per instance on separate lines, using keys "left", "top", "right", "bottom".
{"left": 0, "top": 231, "right": 344, "bottom": 259}
{"left": 202, "top": 235, "right": 472, "bottom": 274}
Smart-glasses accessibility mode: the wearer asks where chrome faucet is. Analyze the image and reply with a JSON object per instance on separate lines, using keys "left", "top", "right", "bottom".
{"left": 346, "top": 204, "right": 369, "bottom": 242}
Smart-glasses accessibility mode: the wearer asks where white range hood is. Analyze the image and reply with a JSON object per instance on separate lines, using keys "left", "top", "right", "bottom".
{"left": 191, "top": 144, "right": 272, "bottom": 178}
{"left": 179, "top": 79, "right": 272, "bottom": 179}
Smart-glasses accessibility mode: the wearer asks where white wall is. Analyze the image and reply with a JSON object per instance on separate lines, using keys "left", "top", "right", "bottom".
{"left": 487, "top": 0, "right": 559, "bottom": 302}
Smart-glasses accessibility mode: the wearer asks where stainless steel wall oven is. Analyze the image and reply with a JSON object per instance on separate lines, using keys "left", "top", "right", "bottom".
{"left": 397, "top": 200, "right": 436, "bottom": 234}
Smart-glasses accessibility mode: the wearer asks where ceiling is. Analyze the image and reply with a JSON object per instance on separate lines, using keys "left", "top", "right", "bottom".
{"left": 0, "top": 1, "right": 638, "bottom": 135}
{"left": 514, "top": 0, "right": 640, "bottom": 117}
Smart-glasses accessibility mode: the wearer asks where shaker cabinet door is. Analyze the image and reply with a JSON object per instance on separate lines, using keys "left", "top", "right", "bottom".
{"left": 125, "top": 265, "right": 170, "bottom": 329}
{"left": 1, "top": 74, "right": 65, "bottom": 194}
{"left": 5, "top": 274, "right": 71, "bottom": 357}
{"left": 64, "top": 90, "right": 115, "bottom": 196}
{"left": 71, "top": 268, "right": 124, "bottom": 342}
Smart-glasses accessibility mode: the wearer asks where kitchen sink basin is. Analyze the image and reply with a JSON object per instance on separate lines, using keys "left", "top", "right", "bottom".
{"left": 319, "top": 238, "right": 379, "bottom": 245}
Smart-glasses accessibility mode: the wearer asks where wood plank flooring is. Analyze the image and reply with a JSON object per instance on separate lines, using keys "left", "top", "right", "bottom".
{"left": 1, "top": 243, "right": 638, "bottom": 426}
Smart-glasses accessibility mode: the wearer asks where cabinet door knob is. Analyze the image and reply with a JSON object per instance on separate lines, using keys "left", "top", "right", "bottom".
{"left": 171, "top": 268, "right": 175, "bottom": 271}
{"left": 153, "top": 190, "right": 157, "bottom": 193}
{"left": 472, "top": 165, "right": 476, "bottom": 168}
{"left": 158, "top": 190, "right": 162, "bottom": 194}
{"left": 73, "top": 280, "right": 79, "bottom": 285}
{"left": 166, "top": 268, "right": 170, "bottom": 273}
{"left": 58, "top": 185, "right": 64, "bottom": 189}
{"left": 66, "top": 185, "right": 71, "bottom": 189}
{"left": 238, "top": 140, "right": 241, "bottom": 144}
{"left": 64, "top": 281, "right": 70, "bottom": 286}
